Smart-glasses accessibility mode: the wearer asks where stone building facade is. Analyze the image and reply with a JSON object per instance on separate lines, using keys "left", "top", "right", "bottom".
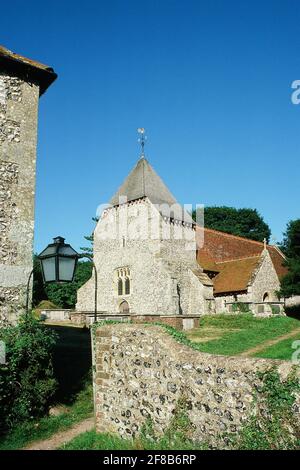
{"left": 0, "top": 46, "right": 56, "bottom": 323}
{"left": 197, "top": 229, "right": 287, "bottom": 314}
{"left": 77, "top": 156, "right": 287, "bottom": 317}
{"left": 76, "top": 157, "right": 214, "bottom": 315}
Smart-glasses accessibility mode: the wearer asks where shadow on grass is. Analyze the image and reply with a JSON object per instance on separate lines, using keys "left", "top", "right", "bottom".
{"left": 45, "top": 325, "right": 92, "bottom": 405}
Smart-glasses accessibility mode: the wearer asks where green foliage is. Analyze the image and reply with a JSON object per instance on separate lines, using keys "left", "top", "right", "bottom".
{"left": 280, "top": 219, "right": 300, "bottom": 258}
{"left": 32, "top": 300, "right": 59, "bottom": 319}
{"left": 233, "top": 369, "right": 300, "bottom": 450}
{"left": 147, "top": 397, "right": 197, "bottom": 450}
{"left": 192, "top": 206, "right": 271, "bottom": 242}
{"left": 285, "top": 304, "right": 300, "bottom": 320}
{"left": 152, "top": 322, "right": 193, "bottom": 348}
{"left": 80, "top": 216, "right": 99, "bottom": 256}
{"left": 0, "top": 380, "right": 93, "bottom": 450}
{"left": 44, "top": 261, "right": 93, "bottom": 309}
{"left": 279, "top": 219, "right": 300, "bottom": 297}
{"left": 32, "top": 253, "right": 93, "bottom": 309}
{"left": 280, "top": 259, "right": 300, "bottom": 297}
{"left": 0, "top": 314, "right": 57, "bottom": 434}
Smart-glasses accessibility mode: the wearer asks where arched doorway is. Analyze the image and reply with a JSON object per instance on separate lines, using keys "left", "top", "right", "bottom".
{"left": 119, "top": 300, "right": 129, "bottom": 313}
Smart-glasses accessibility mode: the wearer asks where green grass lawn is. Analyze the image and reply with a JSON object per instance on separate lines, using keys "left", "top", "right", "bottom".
{"left": 60, "top": 430, "right": 207, "bottom": 451}
{"left": 186, "top": 314, "right": 300, "bottom": 357}
{"left": 254, "top": 335, "right": 300, "bottom": 360}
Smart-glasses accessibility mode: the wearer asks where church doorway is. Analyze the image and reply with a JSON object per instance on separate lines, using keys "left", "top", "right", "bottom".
{"left": 119, "top": 300, "right": 130, "bottom": 313}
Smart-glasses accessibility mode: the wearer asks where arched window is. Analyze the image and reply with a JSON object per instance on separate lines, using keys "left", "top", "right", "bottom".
{"left": 116, "top": 266, "right": 131, "bottom": 296}
{"left": 118, "top": 278, "right": 123, "bottom": 296}
{"left": 263, "top": 292, "right": 269, "bottom": 302}
{"left": 125, "top": 277, "right": 130, "bottom": 295}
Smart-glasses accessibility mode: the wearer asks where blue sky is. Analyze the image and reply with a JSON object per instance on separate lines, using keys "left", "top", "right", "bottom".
{"left": 1, "top": 0, "right": 300, "bottom": 252}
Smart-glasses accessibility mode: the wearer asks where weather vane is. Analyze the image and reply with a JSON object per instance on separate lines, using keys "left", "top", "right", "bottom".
{"left": 137, "top": 128, "right": 147, "bottom": 158}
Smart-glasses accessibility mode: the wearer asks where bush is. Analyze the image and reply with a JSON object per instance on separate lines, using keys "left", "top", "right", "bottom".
{"left": 32, "top": 300, "right": 59, "bottom": 319}
{"left": 232, "top": 369, "right": 300, "bottom": 450}
{"left": 0, "top": 314, "right": 58, "bottom": 434}
{"left": 285, "top": 304, "right": 300, "bottom": 320}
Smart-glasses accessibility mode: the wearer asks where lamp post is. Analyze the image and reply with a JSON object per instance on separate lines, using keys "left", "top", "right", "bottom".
{"left": 26, "top": 236, "right": 98, "bottom": 322}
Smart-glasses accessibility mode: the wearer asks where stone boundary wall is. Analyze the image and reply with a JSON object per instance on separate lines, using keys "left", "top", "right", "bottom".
{"left": 41, "top": 310, "right": 200, "bottom": 330}
{"left": 286, "top": 296, "right": 300, "bottom": 308}
{"left": 93, "top": 324, "right": 300, "bottom": 447}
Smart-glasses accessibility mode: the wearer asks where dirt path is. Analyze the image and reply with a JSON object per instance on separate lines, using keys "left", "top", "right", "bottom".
{"left": 23, "top": 417, "right": 94, "bottom": 450}
{"left": 240, "top": 327, "right": 300, "bottom": 357}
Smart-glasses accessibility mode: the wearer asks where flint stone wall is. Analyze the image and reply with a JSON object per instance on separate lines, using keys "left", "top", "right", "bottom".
{"left": 93, "top": 323, "right": 300, "bottom": 447}
{"left": 0, "top": 70, "right": 39, "bottom": 323}
{"left": 77, "top": 199, "right": 212, "bottom": 316}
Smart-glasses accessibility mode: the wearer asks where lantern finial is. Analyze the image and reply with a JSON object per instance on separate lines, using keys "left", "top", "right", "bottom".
{"left": 53, "top": 236, "right": 65, "bottom": 244}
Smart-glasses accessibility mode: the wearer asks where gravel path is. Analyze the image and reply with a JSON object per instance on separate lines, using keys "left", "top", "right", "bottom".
{"left": 23, "top": 417, "right": 94, "bottom": 450}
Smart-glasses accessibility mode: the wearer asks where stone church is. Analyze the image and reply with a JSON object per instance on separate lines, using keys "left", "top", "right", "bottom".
{"left": 77, "top": 155, "right": 287, "bottom": 316}
{"left": 0, "top": 44, "right": 286, "bottom": 321}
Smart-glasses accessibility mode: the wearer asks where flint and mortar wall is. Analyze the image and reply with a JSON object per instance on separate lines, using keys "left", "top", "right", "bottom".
{"left": 0, "top": 70, "right": 40, "bottom": 323}
{"left": 93, "top": 323, "right": 300, "bottom": 448}
{"left": 77, "top": 199, "right": 211, "bottom": 316}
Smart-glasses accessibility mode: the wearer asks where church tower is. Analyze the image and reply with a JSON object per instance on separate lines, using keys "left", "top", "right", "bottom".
{"left": 77, "top": 145, "right": 213, "bottom": 316}
{"left": 0, "top": 46, "right": 57, "bottom": 322}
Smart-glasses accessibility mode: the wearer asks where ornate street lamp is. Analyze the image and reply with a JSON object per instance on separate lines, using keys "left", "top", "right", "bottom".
{"left": 26, "top": 236, "right": 98, "bottom": 322}
{"left": 38, "top": 236, "right": 78, "bottom": 283}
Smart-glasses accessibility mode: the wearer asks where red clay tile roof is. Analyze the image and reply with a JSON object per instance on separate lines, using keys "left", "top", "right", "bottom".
{"left": 197, "top": 251, "right": 220, "bottom": 273}
{"left": 0, "top": 45, "right": 57, "bottom": 95}
{"left": 213, "top": 256, "right": 261, "bottom": 294}
{"left": 196, "top": 227, "right": 288, "bottom": 293}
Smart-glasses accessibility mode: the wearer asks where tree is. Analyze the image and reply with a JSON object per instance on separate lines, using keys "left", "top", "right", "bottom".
{"left": 80, "top": 216, "right": 99, "bottom": 256}
{"left": 279, "top": 219, "right": 300, "bottom": 258}
{"left": 279, "top": 219, "right": 300, "bottom": 297}
{"left": 45, "top": 261, "right": 93, "bottom": 309}
{"left": 192, "top": 206, "right": 271, "bottom": 242}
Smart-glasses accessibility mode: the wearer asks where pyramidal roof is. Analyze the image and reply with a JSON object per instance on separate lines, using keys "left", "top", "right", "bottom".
{"left": 109, "top": 157, "right": 194, "bottom": 224}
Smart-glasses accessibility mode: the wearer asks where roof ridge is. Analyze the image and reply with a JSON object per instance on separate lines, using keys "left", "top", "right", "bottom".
{"left": 269, "top": 244, "right": 286, "bottom": 260}
{"left": 200, "top": 226, "right": 271, "bottom": 247}
{"left": 215, "top": 255, "right": 261, "bottom": 264}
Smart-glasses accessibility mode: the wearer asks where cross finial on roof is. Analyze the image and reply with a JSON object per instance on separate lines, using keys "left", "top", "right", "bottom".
{"left": 137, "top": 127, "right": 147, "bottom": 158}
{"left": 263, "top": 238, "right": 267, "bottom": 250}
